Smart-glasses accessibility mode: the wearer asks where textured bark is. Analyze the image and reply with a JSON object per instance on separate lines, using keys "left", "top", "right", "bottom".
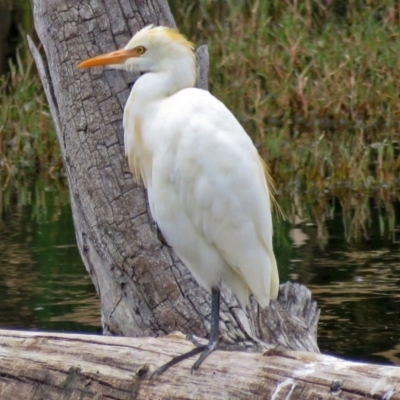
{"left": 29, "top": 0, "right": 319, "bottom": 353}
{"left": 1, "top": 329, "right": 399, "bottom": 400}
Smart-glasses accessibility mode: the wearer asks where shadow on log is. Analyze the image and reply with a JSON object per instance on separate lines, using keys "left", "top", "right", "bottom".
{"left": 0, "top": 329, "right": 399, "bottom": 399}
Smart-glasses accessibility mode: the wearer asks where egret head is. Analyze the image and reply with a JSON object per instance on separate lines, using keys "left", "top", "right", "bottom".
{"left": 78, "top": 25, "right": 195, "bottom": 76}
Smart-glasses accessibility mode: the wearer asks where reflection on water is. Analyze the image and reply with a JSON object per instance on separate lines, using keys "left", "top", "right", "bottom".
{"left": 277, "top": 198, "right": 400, "bottom": 365}
{"left": 0, "top": 180, "right": 101, "bottom": 333}
{"left": 1, "top": 178, "right": 400, "bottom": 366}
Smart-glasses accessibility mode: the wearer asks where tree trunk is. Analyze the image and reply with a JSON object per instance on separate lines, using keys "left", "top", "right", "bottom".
{"left": 0, "top": 329, "right": 399, "bottom": 400}
{"left": 28, "top": 0, "right": 319, "bottom": 353}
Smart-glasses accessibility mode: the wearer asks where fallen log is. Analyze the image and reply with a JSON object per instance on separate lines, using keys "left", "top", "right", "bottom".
{"left": 0, "top": 329, "right": 399, "bottom": 399}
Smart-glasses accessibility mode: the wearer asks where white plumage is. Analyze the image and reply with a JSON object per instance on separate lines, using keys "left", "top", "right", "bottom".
{"left": 131, "top": 87, "right": 279, "bottom": 307}
{"left": 78, "top": 24, "right": 279, "bottom": 373}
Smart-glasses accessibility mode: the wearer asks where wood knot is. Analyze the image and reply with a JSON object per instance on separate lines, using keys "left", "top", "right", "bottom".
{"left": 330, "top": 379, "right": 343, "bottom": 396}
{"left": 136, "top": 363, "right": 149, "bottom": 378}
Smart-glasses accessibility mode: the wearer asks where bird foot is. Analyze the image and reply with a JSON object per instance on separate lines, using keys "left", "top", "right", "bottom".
{"left": 151, "top": 339, "right": 220, "bottom": 377}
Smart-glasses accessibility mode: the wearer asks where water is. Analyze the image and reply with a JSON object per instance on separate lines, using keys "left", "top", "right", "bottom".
{"left": 0, "top": 181, "right": 101, "bottom": 333}
{"left": 1, "top": 181, "right": 399, "bottom": 365}
{"left": 277, "top": 204, "right": 400, "bottom": 365}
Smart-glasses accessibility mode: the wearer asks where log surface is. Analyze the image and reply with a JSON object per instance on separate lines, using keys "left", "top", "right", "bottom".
{"left": 0, "top": 329, "right": 399, "bottom": 400}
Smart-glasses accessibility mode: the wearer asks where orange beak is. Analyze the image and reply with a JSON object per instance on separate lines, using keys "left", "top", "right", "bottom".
{"left": 77, "top": 49, "right": 138, "bottom": 68}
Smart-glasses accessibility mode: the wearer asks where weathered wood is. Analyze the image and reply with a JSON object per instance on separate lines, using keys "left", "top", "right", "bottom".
{"left": 29, "top": 0, "right": 319, "bottom": 355}
{"left": 0, "top": 329, "right": 398, "bottom": 400}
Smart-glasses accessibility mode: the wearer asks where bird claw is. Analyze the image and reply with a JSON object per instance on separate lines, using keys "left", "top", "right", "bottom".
{"left": 151, "top": 340, "right": 223, "bottom": 377}
{"left": 190, "top": 341, "right": 218, "bottom": 373}
{"left": 150, "top": 288, "right": 223, "bottom": 378}
{"left": 150, "top": 344, "right": 206, "bottom": 378}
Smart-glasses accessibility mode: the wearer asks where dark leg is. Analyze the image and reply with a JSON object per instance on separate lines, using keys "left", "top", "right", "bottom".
{"left": 191, "top": 287, "right": 220, "bottom": 371}
{"left": 152, "top": 287, "right": 221, "bottom": 376}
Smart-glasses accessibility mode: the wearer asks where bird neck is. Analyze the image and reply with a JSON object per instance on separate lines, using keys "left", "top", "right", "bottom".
{"left": 123, "top": 56, "right": 196, "bottom": 186}
{"left": 133, "top": 57, "right": 196, "bottom": 103}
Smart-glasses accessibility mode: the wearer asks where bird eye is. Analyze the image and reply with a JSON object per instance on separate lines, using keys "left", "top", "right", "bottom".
{"left": 136, "top": 46, "right": 146, "bottom": 55}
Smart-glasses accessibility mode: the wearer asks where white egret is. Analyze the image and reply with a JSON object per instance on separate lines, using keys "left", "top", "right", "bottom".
{"left": 78, "top": 25, "right": 279, "bottom": 375}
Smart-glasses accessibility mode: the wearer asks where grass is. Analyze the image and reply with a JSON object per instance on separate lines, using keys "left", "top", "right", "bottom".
{"left": 2, "top": 0, "right": 400, "bottom": 240}
{"left": 0, "top": 171, "right": 69, "bottom": 222}
{"left": 174, "top": 0, "right": 400, "bottom": 128}
{"left": 0, "top": 40, "right": 60, "bottom": 176}
{"left": 171, "top": 0, "right": 400, "bottom": 241}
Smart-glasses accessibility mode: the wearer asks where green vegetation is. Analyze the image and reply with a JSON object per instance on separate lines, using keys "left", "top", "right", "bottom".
{"left": 172, "top": 0, "right": 400, "bottom": 242}
{"left": 0, "top": 0, "right": 59, "bottom": 177}
{"left": 175, "top": 1, "right": 400, "bottom": 126}
{"left": 2, "top": 0, "right": 400, "bottom": 240}
{"left": 173, "top": 1, "right": 400, "bottom": 189}
{"left": 0, "top": 45, "right": 60, "bottom": 176}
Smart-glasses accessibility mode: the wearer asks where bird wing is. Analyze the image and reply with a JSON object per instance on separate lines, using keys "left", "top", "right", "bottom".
{"left": 154, "top": 89, "right": 279, "bottom": 306}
